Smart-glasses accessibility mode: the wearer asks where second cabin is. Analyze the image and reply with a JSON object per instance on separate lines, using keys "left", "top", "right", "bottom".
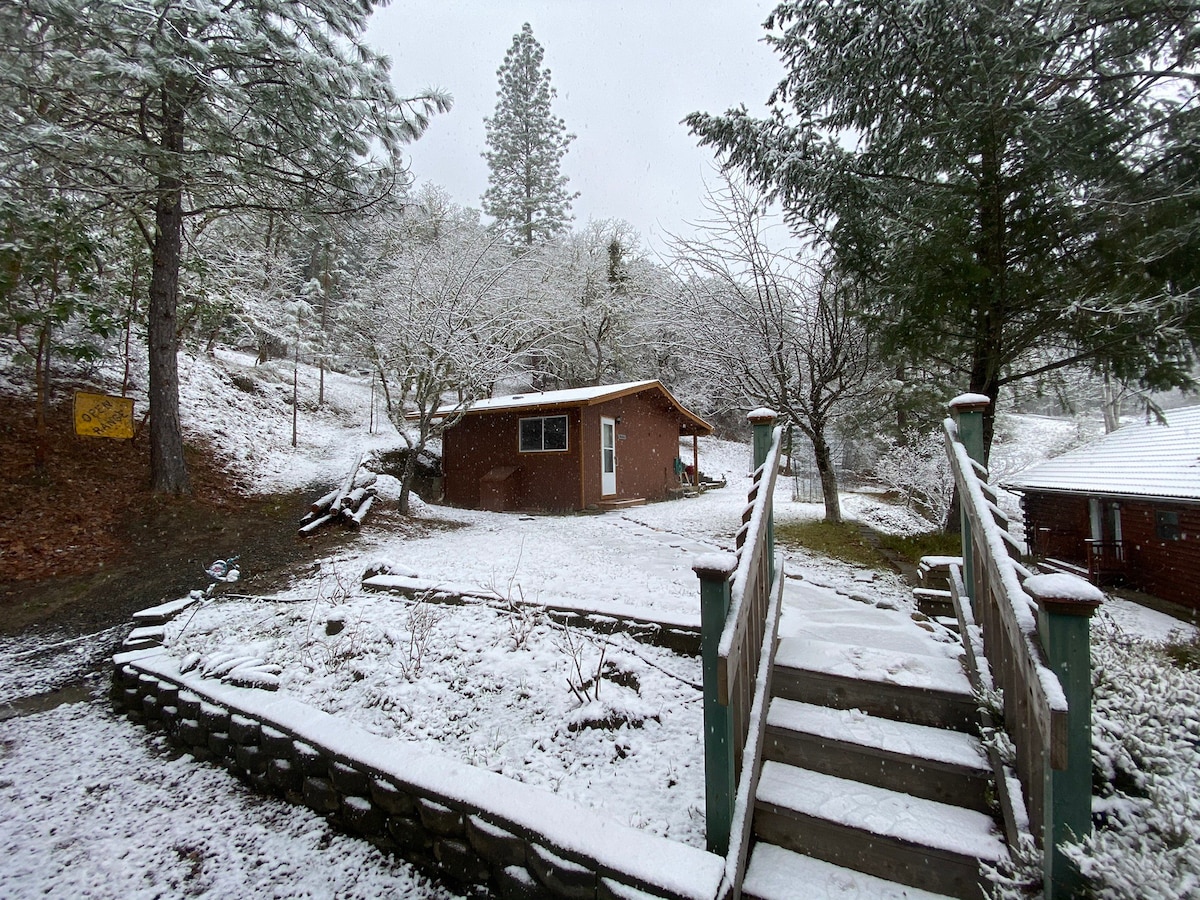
{"left": 437, "top": 380, "right": 712, "bottom": 512}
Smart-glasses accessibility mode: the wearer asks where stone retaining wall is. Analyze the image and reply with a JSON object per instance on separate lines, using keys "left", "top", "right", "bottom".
{"left": 361, "top": 573, "right": 702, "bottom": 655}
{"left": 111, "top": 602, "right": 723, "bottom": 900}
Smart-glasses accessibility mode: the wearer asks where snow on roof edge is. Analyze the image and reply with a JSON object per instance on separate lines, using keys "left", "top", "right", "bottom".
{"left": 1005, "top": 405, "right": 1200, "bottom": 501}
{"left": 413, "top": 380, "right": 714, "bottom": 434}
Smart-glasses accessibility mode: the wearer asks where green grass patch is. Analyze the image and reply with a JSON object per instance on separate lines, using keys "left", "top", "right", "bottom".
{"left": 775, "top": 520, "right": 882, "bottom": 569}
{"left": 1163, "top": 632, "right": 1200, "bottom": 670}
{"left": 877, "top": 530, "right": 962, "bottom": 566}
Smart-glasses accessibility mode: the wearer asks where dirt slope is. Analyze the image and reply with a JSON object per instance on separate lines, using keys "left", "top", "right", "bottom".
{"left": 0, "top": 393, "right": 334, "bottom": 635}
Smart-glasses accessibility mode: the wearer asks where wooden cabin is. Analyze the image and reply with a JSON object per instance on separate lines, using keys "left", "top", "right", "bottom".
{"left": 437, "top": 381, "right": 713, "bottom": 513}
{"left": 1006, "top": 406, "right": 1200, "bottom": 610}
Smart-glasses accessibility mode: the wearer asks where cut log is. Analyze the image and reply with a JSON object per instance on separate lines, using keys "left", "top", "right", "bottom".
{"left": 301, "top": 456, "right": 375, "bottom": 535}
{"left": 342, "top": 486, "right": 371, "bottom": 512}
{"left": 309, "top": 487, "right": 339, "bottom": 515}
{"left": 351, "top": 471, "right": 377, "bottom": 490}
{"left": 344, "top": 495, "right": 374, "bottom": 529}
{"left": 329, "top": 453, "right": 363, "bottom": 514}
{"left": 298, "top": 513, "right": 336, "bottom": 535}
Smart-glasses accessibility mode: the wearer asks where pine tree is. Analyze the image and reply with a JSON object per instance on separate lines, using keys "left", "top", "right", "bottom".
{"left": 482, "top": 23, "right": 577, "bottom": 245}
{"left": 1, "top": 0, "right": 449, "bottom": 493}
{"left": 687, "top": 0, "right": 1200, "bottom": 460}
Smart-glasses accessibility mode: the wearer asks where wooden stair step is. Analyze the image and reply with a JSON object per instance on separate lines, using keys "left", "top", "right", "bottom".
{"left": 772, "top": 637, "right": 977, "bottom": 732}
{"left": 764, "top": 699, "right": 992, "bottom": 813}
{"left": 744, "top": 842, "right": 955, "bottom": 900}
{"left": 597, "top": 497, "right": 647, "bottom": 509}
{"left": 913, "top": 587, "right": 955, "bottom": 619}
{"left": 1041, "top": 557, "right": 1089, "bottom": 579}
{"left": 755, "top": 761, "right": 1007, "bottom": 900}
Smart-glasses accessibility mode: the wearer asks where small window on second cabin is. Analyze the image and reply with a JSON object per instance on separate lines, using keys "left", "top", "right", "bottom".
{"left": 519, "top": 415, "right": 568, "bottom": 452}
{"left": 1156, "top": 510, "right": 1181, "bottom": 541}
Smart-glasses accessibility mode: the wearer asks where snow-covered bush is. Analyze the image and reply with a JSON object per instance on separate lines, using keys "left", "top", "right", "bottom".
{"left": 1061, "top": 615, "right": 1200, "bottom": 898}
{"left": 985, "top": 614, "right": 1200, "bottom": 899}
{"left": 871, "top": 431, "right": 954, "bottom": 526}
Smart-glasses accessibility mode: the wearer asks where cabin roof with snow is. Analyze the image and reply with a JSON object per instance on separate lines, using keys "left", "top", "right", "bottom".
{"left": 1007, "top": 405, "right": 1200, "bottom": 502}
{"left": 445, "top": 380, "right": 713, "bottom": 436}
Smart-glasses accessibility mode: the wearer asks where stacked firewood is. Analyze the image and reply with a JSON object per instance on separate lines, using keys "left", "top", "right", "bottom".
{"left": 299, "top": 454, "right": 378, "bottom": 534}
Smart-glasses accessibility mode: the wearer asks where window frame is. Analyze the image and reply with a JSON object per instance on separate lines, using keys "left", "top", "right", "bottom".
{"left": 518, "top": 414, "right": 570, "bottom": 453}
{"left": 1155, "top": 509, "right": 1181, "bottom": 541}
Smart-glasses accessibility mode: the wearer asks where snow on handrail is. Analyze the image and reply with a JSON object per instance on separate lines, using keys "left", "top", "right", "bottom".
{"left": 719, "top": 426, "right": 783, "bottom": 666}
{"left": 943, "top": 419, "right": 1067, "bottom": 716}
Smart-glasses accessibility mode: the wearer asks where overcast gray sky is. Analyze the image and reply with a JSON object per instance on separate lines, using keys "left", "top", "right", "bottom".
{"left": 365, "top": 1, "right": 782, "bottom": 249}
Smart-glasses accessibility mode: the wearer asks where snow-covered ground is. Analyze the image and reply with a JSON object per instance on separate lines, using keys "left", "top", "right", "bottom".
{"left": 0, "top": 702, "right": 458, "bottom": 899}
{"left": 154, "top": 426, "right": 927, "bottom": 851}
{"left": 179, "top": 348, "right": 402, "bottom": 493}
{"left": 3, "top": 352, "right": 1195, "bottom": 898}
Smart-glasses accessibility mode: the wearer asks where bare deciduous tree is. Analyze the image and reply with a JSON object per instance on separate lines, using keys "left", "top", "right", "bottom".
{"left": 349, "top": 201, "right": 538, "bottom": 513}
{"left": 668, "top": 178, "right": 876, "bottom": 523}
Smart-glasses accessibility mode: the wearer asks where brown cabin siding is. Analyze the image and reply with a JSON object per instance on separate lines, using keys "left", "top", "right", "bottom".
{"left": 1119, "top": 500, "right": 1200, "bottom": 610}
{"left": 1023, "top": 490, "right": 1200, "bottom": 610}
{"left": 443, "top": 409, "right": 583, "bottom": 511}
{"left": 1024, "top": 492, "right": 1090, "bottom": 565}
{"left": 580, "top": 393, "right": 683, "bottom": 508}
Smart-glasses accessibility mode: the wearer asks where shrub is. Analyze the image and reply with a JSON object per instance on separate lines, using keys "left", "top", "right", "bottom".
{"left": 872, "top": 431, "right": 954, "bottom": 526}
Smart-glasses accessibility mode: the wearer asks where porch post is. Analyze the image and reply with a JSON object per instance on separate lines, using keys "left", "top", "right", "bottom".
{"left": 748, "top": 409, "right": 777, "bottom": 582}
{"left": 949, "top": 394, "right": 989, "bottom": 602}
{"left": 1026, "top": 574, "right": 1102, "bottom": 900}
{"left": 694, "top": 552, "right": 738, "bottom": 855}
{"left": 692, "top": 433, "right": 700, "bottom": 488}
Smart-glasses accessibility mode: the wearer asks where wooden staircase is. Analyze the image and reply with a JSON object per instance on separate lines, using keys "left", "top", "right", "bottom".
{"left": 742, "top": 634, "right": 1008, "bottom": 900}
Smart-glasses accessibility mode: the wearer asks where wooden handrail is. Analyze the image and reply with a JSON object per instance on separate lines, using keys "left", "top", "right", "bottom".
{"left": 942, "top": 396, "right": 1102, "bottom": 899}
{"left": 945, "top": 418, "right": 1067, "bottom": 785}
{"left": 695, "top": 413, "right": 785, "bottom": 884}
{"left": 718, "top": 434, "right": 782, "bottom": 704}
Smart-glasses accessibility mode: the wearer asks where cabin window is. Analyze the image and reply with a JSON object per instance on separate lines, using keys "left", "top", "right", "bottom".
{"left": 519, "top": 415, "right": 568, "bottom": 452}
{"left": 1155, "top": 510, "right": 1181, "bottom": 541}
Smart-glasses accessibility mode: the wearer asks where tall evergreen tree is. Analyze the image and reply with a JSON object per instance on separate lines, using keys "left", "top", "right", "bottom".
{"left": 1, "top": 0, "right": 449, "bottom": 493}
{"left": 482, "top": 23, "right": 577, "bottom": 245}
{"left": 687, "top": 0, "right": 1200, "bottom": 460}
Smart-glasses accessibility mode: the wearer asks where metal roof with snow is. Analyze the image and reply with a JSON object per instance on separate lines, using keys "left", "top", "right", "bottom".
{"left": 425, "top": 380, "right": 713, "bottom": 435}
{"left": 1007, "top": 405, "right": 1200, "bottom": 502}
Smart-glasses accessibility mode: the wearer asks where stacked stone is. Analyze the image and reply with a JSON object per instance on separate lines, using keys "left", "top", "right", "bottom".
{"left": 111, "top": 659, "right": 675, "bottom": 900}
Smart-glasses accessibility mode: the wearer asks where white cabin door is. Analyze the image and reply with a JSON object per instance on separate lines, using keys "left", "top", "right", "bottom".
{"left": 600, "top": 417, "right": 617, "bottom": 496}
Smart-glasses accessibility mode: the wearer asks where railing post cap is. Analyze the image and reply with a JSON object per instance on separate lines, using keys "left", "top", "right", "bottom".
{"left": 746, "top": 408, "right": 778, "bottom": 425}
{"left": 949, "top": 392, "right": 991, "bottom": 414}
{"left": 692, "top": 552, "right": 738, "bottom": 580}
{"left": 1024, "top": 573, "right": 1104, "bottom": 616}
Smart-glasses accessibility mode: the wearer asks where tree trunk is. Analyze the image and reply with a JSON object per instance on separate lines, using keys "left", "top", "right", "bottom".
{"left": 291, "top": 342, "right": 298, "bottom": 448}
{"left": 398, "top": 440, "right": 421, "bottom": 515}
{"left": 810, "top": 425, "right": 842, "bottom": 524}
{"left": 147, "top": 76, "right": 190, "bottom": 495}
{"left": 318, "top": 251, "right": 330, "bottom": 407}
{"left": 376, "top": 365, "right": 394, "bottom": 415}
{"left": 34, "top": 323, "right": 50, "bottom": 472}
{"left": 1102, "top": 373, "right": 1120, "bottom": 433}
{"left": 972, "top": 125, "right": 1006, "bottom": 469}
{"left": 123, "top": 268, "right": 137, "bottom": 396}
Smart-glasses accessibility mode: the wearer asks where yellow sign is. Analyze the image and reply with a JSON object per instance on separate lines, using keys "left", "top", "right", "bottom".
{"left": 74, "top": 391, "right": 135, "bottom": 439}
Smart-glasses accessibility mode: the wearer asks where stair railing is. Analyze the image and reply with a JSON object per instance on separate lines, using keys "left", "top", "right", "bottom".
{"left": 943, "top": 395, "right": 1102, "bottom": 900}
{"left": 693, "top": 409, "right": 786, "bottom": 897}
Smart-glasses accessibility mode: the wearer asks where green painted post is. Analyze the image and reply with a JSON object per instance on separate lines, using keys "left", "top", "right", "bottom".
{"left": 748, "top": 408, "right": 778, "bottom": 582}
{"left": 1026, "top": 575, "right": 1103, "bottom": 900}
{"left": 949, "top": 394, "right": 989, "bottom": 598}
{"left": 694, "top": 552, "right": 738, "bottom": 856}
